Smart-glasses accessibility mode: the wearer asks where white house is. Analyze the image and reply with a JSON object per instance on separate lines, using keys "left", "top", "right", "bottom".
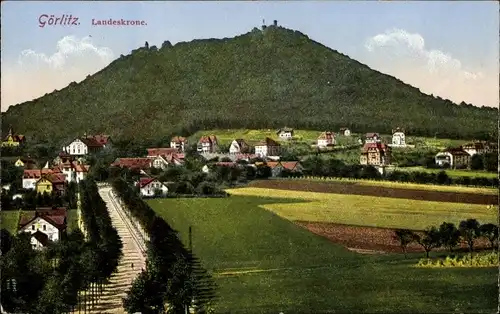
{"left": 255, "top": 137, "right": 281, "bottom": 157}
{"left": 229, "top": 139, "right": 250, "bottom": 154}
{"left": 197, "top": 135, "right": 218, "bottom": 153}
{"left": 137, "top": 177, "right": 168, "bottom": 197}
{"left": 435, "top": 148, "right": 471, "bottom": 168}
{"left": 30, "top": 231, "right": 49, "bottom": 250}
{"left": 339, "top": 128, "right": 351, "bottom": 136}
{"left": 276, "top": 127, "right": 294, "bottom": 140}
{"left": 59, "top": 161, "right": 90, "bottom": 183}
{"left": 391, "top": 128, "right": 406, "bottom": 147}
{"left": 461, "top": 141, "right": 495, "bottom": 156}
{"left": 62, "top": 135, "right": 110, "bottom": 156}
{"left": 170, "top": 136, "right": 188, "bottom": 152}
{"left": 317, "top": 132, "right": 336, "bottom": 148}
{"left": 19, "top": 209, "right": 67, "bottom": 248}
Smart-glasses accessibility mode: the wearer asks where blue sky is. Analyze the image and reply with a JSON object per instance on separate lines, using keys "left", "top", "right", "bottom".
{"left": 1, "top": 1, "right": 498, "bottom": 110}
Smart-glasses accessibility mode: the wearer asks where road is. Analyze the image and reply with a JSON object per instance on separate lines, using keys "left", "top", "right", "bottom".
{"left": 77, "top": 186, "right": 147, "bottom": 314}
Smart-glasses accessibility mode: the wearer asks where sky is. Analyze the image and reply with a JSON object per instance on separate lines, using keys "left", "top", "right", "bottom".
{"left": 1, "top": 1, "right": 498, "bottom": 112}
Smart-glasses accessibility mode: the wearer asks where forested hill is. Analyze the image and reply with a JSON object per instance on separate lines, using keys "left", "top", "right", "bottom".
{"left": 2, "top": 24, "right": 497, "bottom": 143}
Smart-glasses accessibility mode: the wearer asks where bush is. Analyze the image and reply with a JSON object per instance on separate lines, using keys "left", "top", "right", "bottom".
{"left": 415, "top": 252, "right": 498, "bottom": 268}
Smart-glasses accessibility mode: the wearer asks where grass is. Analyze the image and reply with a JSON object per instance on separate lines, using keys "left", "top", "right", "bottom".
{"left": 283, "top": 176, "right": 498, "bottom": 195}
{"left": 0, "top": 210, "right": 21, "bottom": 234}
{"left": 148, "top": 196, "right": 496, "bottom": 313}
{"left": 395, "top": 166, "right": 498, "bottom": 179}
{"left": 226, "top": 188, "right": 497, "bottom": 230}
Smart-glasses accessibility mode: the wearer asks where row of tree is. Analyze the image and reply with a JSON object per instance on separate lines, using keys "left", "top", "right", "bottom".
{"left": 298, "top": 156, "right": 498, "bottom": 187}
{"left": 111, "top": 178, "right": 217, "bottom": 313}
{"left": 0, "top": 178, "right": 122, "bottom": 313}
{"left": 394, "top": 219, "right": 498, "bottom": 258}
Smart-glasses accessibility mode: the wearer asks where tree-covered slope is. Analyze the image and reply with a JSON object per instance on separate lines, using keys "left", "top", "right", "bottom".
{"left": 2, "top": 25, "right": 497, "bottom": 143}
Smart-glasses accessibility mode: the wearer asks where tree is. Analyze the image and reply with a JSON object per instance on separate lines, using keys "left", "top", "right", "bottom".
{"left": 393, "top": 229, "right": 415, "bottom": 258}
{"left": 414, "top": 227, "right": 441, "bottom": 258}
{"left": 123, "top": 269, "right": 165, "bottom": 314}
{"left": 0, "top": 229, "right": 13, "bottom": 255}
{"left": 437, "top": 222, "right": 460, "bottom": 253}
{"left": 479, "top": 223, "right": 498, "bottom": 249}
{"left": 470, "top": 154, "right": 484, "bottom": 170}
{"left": 459, "top": 219, "right": 481, "bottom": 253}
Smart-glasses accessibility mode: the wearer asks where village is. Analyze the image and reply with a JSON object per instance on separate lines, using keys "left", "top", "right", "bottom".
{"left": 1, "top": 125, "right": 497, "bottom": 251}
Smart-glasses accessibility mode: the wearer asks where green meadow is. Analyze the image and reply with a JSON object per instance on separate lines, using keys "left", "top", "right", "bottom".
{"left": 148, "top": 196, "right": 496, "bottom": 313}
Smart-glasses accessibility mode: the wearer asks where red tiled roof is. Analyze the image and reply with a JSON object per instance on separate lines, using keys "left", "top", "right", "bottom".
{"left": 81, "top": 137, "right": 103, "bottom": 148}
{"left": 365, "top": 133, "right": 380, "bottom": 138}
{"left": 445, "top": 148, "right": 470, "bottom": 156}
{"left": 362, "top": 142, "right": 389, "bottom": 153}
{"left": 23, "top": 169, "right": 56, "bottom": 179}
{"left": 147, "top": 148, "right": 179, "bottom": 157}
{"left": 137, "top": 177, "right": 156, "bottom": 188}
{"left": 256, "top": 137, "right": 280, "bottom": 147}
{"left": 90, "top": 135, "right": 110, "bottom": 146}
{"left": 198, "top": 135, "right": 218, "bottom": 145}
{"left": 235, "top": 153, "right": 257, "bottom": 160}
{"left": 318, "top": 132, "right": 335, "bottom": 140}
{"left": 19, "top": 209, "right": 67, "bottom": 230}
{"left": 280, "top": 161, "right": 301, "bottom": 170}
{"left": 111, "top": 158, "right": 152, "bottom": 169}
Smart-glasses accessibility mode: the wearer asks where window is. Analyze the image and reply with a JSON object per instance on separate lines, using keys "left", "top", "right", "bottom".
{"left": 32, "top": 225, "right": 35, "bottom": 230}
{"left": 43, "top": 225, "right": 46, "bottom": 231}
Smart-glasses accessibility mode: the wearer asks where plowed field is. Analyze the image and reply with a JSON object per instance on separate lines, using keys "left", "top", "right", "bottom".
{"left": 296, "top": 221, "right": 490, "bottom": 253}
{"left": 249, "top": 179, "right": 497, "bottom": 205}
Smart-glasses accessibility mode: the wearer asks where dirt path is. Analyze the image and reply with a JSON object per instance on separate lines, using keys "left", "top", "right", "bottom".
{"left": 73, "top": 187, "right": 146, "bottom": 314}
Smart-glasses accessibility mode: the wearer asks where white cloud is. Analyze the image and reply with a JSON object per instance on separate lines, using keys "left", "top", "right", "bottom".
{"left": 364, "top": 29, "right": 496, "bottom": 107}
{"left": 2, "top": 36, "right": 114, "bottom": 111}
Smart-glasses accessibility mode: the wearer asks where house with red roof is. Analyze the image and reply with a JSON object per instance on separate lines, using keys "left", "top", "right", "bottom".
{"left": 146, "top": 147, "right": 185, "bottom": 169}
{"left": 35, "top": 173, "right": 66, "bottom": 195}
{"left": 435, "top": 148, "right": 471, "bottom": 169}
{"left": 364, "top": 133, "right": 381, "bottom": 144}
{"left": 197, "top": 135, "right": 218, "bottom": 153}
{"left": 360, "top": 142, "right": 391, "bottom": 166}
{"left": 59, "top": 160, "right": 90, "bottom": 183}
{"left": 23, "top": 168, "right": 59, "bottom": 190}
{"left": 2, "top": 126, "right": 26, "bottom": 147}
{"left": 18, "top": 207, "right": 67, "bottom": 249}
{"left": 111, "top": 158, "right": 153, "bottom": 171}
{"left": 339, "top": 128, "right": 351, "bottom": 136}
{"left": 229, "top": 139, "right": 251, "bottom": 154}
{"left": 62, "top": 134, "right": 111, "bottom": 156}
{"left": 170, "top": 136, "right": 188, "bottom": 152}
{"left": 255, "top": 137, "right": 281, "bottom": 157}
{"left": 136, "top": 177, "right": 168, "bottom": 197}
{"left": 266, "top": 161, "right": 304, "bottom": 177}
{"left": 317, "top": 132, "right": 336, "bottom": 148}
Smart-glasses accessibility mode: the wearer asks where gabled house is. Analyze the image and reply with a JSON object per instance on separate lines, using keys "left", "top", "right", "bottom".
{"left": 339, "top": 128, "right": 351, "bottom": 136}
{"left": 111, "top": 158, "right": 153, "bottom": 171}
{"left": 197, "top": 135, "right": 218, "bottom": 153}
{"left": 360, "top": 143, "right": 391, "bottom": 166}
{"left": 59, "top": 160, "right": 90, "bottom": 183}
{"left": 266, "top": 161, "right": 304, "bottom": 177}
{"left": 2, "top": 127, "right": 25, "bottom": 147}
{"left": 23, "top": 169, "right": 59, "bottom": 190}
{"left": 170, "top": 136, "right": 188, "bottom": 152}
{"left": 317, "top": 132, "right": 336, "bottom": 148}
{"left": 229, "top": 139, "right": 250, "bottom": 154}
{"left": 276, "top": 127, "right": 294, "bottom": 140}
{"left": 255, "top": 137, "right": 281, "bottom": 157}
{"left": 391, "top": 128, "right": 406, "bottom": 147}
{"left": 18, "top": 208, "right": 67, "bottom": 249}
{"left": 14, "top": 158, "right": 36, "bottom": 169}
{"left": 136, "top": 177, "right": 168, "bottom": 197}
{"left": 35, "top": 173, "right": 66, "bottom": 195}
{"left": 461, "top": 141, "right": 494, "bottom": 156}
{"left": 53, "top": 151, "right": 75, "bottom": 166}
{"left": 435, "top": 148, "right": 471, "bottom": 169}
{"left": 364, "top": 133, "right": 381, "bottom": 144}
{"left": 62, "top": 134, "right": 111, "bottom": 156}
{"left": 146, "top": 148, "right": 184, "bottom": 169}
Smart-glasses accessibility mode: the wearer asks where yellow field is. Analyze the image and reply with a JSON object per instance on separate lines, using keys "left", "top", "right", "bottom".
{"left": 287, "top": 177, "right": 498, "bottom": 195}
{"left": 226, "top": 187, "right": 498, "bottom": 230}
